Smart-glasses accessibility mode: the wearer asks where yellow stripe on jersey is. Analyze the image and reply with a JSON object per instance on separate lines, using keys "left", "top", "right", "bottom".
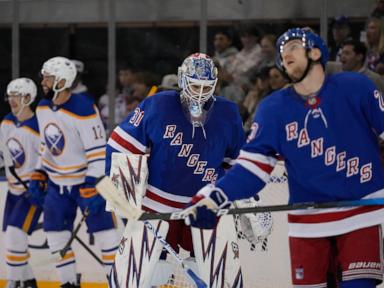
{"left": 21, "top": 126, "right": 40, "bottom": 137}
{"left": 36, "top": 106, "right": 50, "bottom": 111}
{"left": 2, "top": 119, "right": 15, "bottom": 126}
{"left": 50, "top": 173, "right": 86, "bottom": 180}
{"left": 86, "top": 151, "right": 106, "bottom": 160}
{"left": 60, "top": 109, "right": 97, "bottom": 120}
{"left": 22, "top": 206, "right": 37, "bottom": 232}
{"left": 42, "top": 158, "right": 87, "bottom": 171}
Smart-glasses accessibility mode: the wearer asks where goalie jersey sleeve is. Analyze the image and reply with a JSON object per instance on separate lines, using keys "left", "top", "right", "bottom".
{"left": 106, "top": 90, "right": 245, "bottom": 211}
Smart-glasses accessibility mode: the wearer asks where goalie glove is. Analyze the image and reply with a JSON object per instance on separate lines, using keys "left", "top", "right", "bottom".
{"left": 184, "top": 184, "right": 230, "bottom": 229}
{"left": 234, "top": 196, "right": 273, "bottom": 251}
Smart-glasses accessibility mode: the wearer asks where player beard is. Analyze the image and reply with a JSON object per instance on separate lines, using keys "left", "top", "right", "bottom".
{"left": 43, "top": 87, "right": 55, "bottom": 100}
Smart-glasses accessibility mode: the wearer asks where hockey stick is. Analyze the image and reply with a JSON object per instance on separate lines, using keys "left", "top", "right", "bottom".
{"left": 8, "top": 165, "right": 28, "bottom": 191}
{"left": 52, "top": 208, "right": 89, "bottom": 260}
{"left": 144, "top": 220, "right": 207, "bottom": 288}
{"left": 96, "top": 176, "right": 207, "bottom": 287}
{"left": 12, "top": 169, "right": 103, "bottom": 265}
{"left": 96, "top": 176, "right": 384, "bottom": 221}
{"left": 74, "top": 235, "right": 104, "bottom": 266}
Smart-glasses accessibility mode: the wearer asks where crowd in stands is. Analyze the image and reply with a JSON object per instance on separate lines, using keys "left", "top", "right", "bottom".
{"left": 75, "top": 0, "right": 384, "bottom": 135}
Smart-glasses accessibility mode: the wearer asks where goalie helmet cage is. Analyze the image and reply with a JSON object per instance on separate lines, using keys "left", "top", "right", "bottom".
{"left": 156, "top": 163, "right": 292, "bottom": 288}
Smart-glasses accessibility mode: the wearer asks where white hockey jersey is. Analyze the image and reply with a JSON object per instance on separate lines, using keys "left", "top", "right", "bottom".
{"left": 35, "top": 94, "right": 106, "bottom": 186}
{"left": 0, "top": 113, "right": 40, "bottom": 195}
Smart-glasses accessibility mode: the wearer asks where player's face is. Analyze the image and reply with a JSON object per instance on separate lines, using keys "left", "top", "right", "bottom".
{"left": 41, "top": 74, "right": 55, "bottom": 95}
{"left": 189, "top": 84, "right": 212, "bottom": 98}
{"left": 214, "top": 33, "right": 231, "bottom": 53}
{"left": 281, "top": 40, "right": 308, "bottom": 81}
{"left": 340, "top": 44, "right": 359, "bottom": 71}
{"left": 261, "top": 37, "right": 275, "bottom": 58}
{"left": 7, "top": 93, "right": 23, "bottom": 115}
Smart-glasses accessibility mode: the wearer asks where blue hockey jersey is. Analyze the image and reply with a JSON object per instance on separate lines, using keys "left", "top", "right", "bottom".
{"left": 106, "top": 90, "right": 245, "bottom": 212}
{"left": 217, "top": 72, "right": 384, "bottom": 237}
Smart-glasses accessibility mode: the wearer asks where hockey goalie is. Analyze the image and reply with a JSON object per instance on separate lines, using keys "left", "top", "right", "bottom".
{"left": 103, "top": 53, "right": 272, "bottom": 288}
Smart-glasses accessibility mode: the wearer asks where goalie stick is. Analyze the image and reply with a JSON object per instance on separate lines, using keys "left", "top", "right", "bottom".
{"left": 96, "top": 176, "right": 384, "bottom": 221}
{"left": 144, "top": 220, "right": 207, "bottom": 288}
{"left": 96, "top": 176, "right": 207, "bottom": 288}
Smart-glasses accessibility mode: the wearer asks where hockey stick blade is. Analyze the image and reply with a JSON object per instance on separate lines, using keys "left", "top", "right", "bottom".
{"left": 96, "top": 176, "right": 143, "bottom": 220}
{"left": 138, "top": 198, "right": 384, "bottom": 221}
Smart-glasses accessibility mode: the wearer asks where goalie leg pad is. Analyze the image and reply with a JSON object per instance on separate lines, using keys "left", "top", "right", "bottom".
{"left": 192, "top": 216, "right": 243, "bottom": 288}
{"left": 113, "top": 219, "right": 169, "bottom": 288}
{"left": 150, "top": 259, "right": 174, "bottom": 286}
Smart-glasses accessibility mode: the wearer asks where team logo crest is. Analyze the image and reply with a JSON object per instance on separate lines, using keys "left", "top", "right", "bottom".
{"left": 44, "top": 123, "right": 65, "bottom": 156}
{"left": 6, "top": 138, "right": 25, "bottom": 168}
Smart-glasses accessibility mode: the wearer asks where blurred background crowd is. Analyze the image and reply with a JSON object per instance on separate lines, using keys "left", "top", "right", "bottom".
{"left": 1, "top": 0, "right": 384, "bottom": 135}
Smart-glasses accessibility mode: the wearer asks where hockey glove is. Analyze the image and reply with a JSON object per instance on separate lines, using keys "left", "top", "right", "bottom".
{"left": 184, "top": 184, "right": 230, "bottom": 229}
{"left": 27, "top": 170, "right": 48, "bottom": 207}
{"left": 80, "top": 176, "right": 105, "bottom": 216}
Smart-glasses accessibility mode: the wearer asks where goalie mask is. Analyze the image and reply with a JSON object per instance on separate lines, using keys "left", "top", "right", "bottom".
{"left": 41, "top": 56, "right": 77, "bottom": 101}
{"left": 6, "top": 78, "right": 37, "bottom": 117}
{"left": 178, "top": 53, "right": 218, "bottom": 138}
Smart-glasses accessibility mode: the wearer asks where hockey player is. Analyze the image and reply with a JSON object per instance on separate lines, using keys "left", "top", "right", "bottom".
{"left": 105, "top": 53, "right": 245, "bottom": 287}
{"left": 1, "top": 78, "right": 41, "bottom": 288}
{"left": 29, "top": 56, "right": 120, "bottom": 287}
{"left": 185, "top": 28, "right": 384, "bottom": 288}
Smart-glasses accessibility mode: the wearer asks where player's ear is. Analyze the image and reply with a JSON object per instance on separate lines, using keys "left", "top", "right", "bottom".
{"left": 23, "top": 95, "right": 31, "bottom": 105}
{"left": 308, "top": 48, "right": 322, "bottom": 62}
{"left": 56, "top": 79, "right": 66, "bottom": 90}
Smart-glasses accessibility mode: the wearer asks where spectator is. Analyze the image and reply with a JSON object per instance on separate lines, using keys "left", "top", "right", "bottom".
{"left": 132, "top": 71, "right": 158, "bottom": 99}
{"left": 365, "top": 17, "right": 384, "bottom": 75}
{"left": 98, "top": 65, "right": 138, "bottom": 130}
{"left": 340, "top": 39, "right": 384, "bottom": 92}
{"left": 117, "top": 64, "right": 136, "bottom": 96}
{"left": 259, "top": 34, "right": 277, "bottom": 69}
{"left": 328, "top": 16, "right": 352, "bottom": 62}
{"left": 243, "top": 66, "right": 272, "bottom": 131}
{"left": 159, "top": 74, "right": 179, "bottom": 91}
{"left": 70, "top": 59, "right": 94, "bottom": 101}
{"left": 371, "top": 0, "right": 384, "bottom": 18}
{"left": 213, "top": 30, "right": 239, "bottom": 85}
{"left": 226, "top": 23, "right": 263, "bottom": 96}
{"left": 268, "top": 65, "right": 290, "bottom": 92}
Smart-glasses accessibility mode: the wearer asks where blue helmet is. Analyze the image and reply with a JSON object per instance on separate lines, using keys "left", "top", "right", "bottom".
{"left": 275, "top": 28, "right": 328, "bottom": 71}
